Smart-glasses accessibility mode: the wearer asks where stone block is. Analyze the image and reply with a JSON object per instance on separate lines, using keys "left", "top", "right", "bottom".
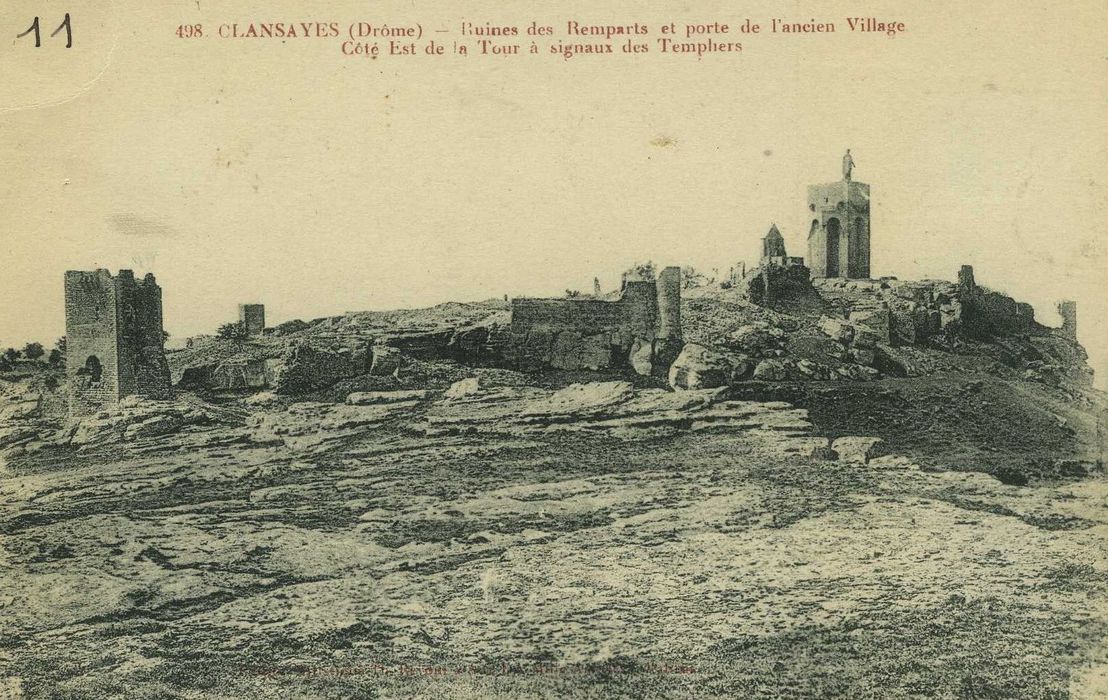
{"left": 369, "top": 346, "right": 402, "bottom": 377}
{"left": 788, "top": 335, "right": 848, "bottom": 362}
{"left": 669, "top": 344, "right": 736, "bottom": 390}
{"left": 549, "top": 330, "right": 584, "bottom": 370}
{"left": 444, "top": 378, "right": 481, "bottom": 400}
{"left": 752, "top": 358, "right": 787, "bottom": 381}
{"left": 850, "top": 347, "right": 875, "bottom": 366}
{"left": 818, "top": 316, "right": 854, "bottom": 344}
{"left": 832, "top": 436, "right": 890, "bottom": 464}
{"left": 579, "top": 333, "right": 613, "bottom": 371}
{"left": 890, "top": 308, "right": 917, "bottom": 345}
{"left": 848, "top": 307, "right": 891, "bottom": 345}
{"left": 725, "top": 322, "right": 786, "bottom": 356}
{"left": 851, "top": 328, "right": 883, "bottom": 349}
{"left": 629, "top": 337, "right": 653, "bottom": 376}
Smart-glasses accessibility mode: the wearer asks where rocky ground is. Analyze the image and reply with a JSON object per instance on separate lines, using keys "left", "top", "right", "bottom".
{"left": 1, "top": 376, "right": 1107, "bottom": 699}
{"left": 3, "top": 275, "right": 1106, "bottom": 698}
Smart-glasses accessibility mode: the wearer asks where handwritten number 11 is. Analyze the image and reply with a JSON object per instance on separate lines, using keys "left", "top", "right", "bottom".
{"left": 17, "top": 14, "right": 72, "bottom": 48}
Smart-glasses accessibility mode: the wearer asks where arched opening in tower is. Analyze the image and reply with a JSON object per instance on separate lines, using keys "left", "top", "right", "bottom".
{"left": 826, "top": 217, "right": 841, "bottom": 277}
{"left": 77, "top": 355, "right": 103, "bottom": 383}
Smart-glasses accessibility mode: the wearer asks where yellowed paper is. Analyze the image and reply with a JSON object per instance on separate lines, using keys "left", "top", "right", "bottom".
{"left": 1, "top": 1, "right": 1106, "bottom": 697}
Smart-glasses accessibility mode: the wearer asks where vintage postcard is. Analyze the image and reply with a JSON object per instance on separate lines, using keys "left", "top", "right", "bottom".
{"left": 1, "top": 1, "right": 1106, "bottom": 698}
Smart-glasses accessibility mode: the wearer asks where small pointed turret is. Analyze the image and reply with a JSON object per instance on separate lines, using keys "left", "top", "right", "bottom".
{"left": 762, "top": 223, "right": 787, "bottom": 259}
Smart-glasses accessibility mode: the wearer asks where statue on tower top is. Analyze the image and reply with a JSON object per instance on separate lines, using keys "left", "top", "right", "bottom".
{"left": 842, "top": 149, "right": 855, "bottom": 181}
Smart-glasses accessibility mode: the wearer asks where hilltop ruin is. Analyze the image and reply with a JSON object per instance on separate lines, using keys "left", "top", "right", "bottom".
{"left": 63, "top": 269, "right": 171, "bottom": 416}
{"left": 53, "top": 153, "right": 1091, "bottom": 406}
{"left": 507, "top": 266, "right": 682, "bottom": 375}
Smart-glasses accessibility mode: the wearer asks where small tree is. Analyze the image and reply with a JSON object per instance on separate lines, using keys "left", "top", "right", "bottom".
{"left": 217, "top": 322, "right": 247, "bottom": 340}
{"left": 681, "top": 266, "right": 708, "bottom": 289}
{"left": 623, "top": 261, "right": 657, "bottom": 282}
{"left": 565, "top": 289, "right": 581, "bottom": 298}
{"left": 3, "top": 348, "right": 20, "bottom": 363}
{"left": 22, "top": 342, "right": 44, "bottom": 361}
{"left": 52, "top": 337, "right": 67, "bottom": 365}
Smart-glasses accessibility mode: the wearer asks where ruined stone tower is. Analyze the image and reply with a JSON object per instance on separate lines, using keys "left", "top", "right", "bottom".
{"left": 654, "top": 266, "right": 682, "bottom": 343}
{"left": 64, "top": 269, "right": 171, "bottom": 416}
{"left": 807, "top": 161, "right": 871, "bottom": 279}
{"left": 1057, "top": 300, "right": 1077, "bottom": 340}
{"left": 958, "top": 265, "right": 976, "bottom": 292}
{"left": 238, "top": 303, "right": 266, "bottom": 336}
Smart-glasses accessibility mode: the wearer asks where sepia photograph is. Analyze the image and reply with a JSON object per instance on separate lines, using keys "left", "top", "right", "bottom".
{"left": 1, "top": 1, "right": 1106, "bottom": 697}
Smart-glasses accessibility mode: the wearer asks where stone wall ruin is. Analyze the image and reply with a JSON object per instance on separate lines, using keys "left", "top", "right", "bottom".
{"left": 508, "top": 266, "right": 682, "bottom": 375}
{"left": 814, "top": 266, "right": 1045, "bottom": 348}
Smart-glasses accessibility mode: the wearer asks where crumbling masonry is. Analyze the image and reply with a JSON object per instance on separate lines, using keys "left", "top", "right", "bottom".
{"left": 64, "top": 269, "right": 171, "bottom": 416}
{"left": 239, "top": 303, "right": 266, "bottom": 336}
{"left": 1057, "top": 300, "right": 1077, "bottom": 340}
{"left": 508, "top": 266, "right": 682, "bottom": 374}
{"left": 736, "top": 224, "right": 810, "bottom": 305}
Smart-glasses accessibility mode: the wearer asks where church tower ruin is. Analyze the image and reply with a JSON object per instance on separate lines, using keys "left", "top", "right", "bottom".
{"left": 761, "top": 223, "right": 787, "bottom": 261}
{"left": 807, "top": 151, "right": 871, "bottom": 279}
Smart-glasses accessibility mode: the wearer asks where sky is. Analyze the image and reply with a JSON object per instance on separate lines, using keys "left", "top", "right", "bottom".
{"left": 1, "top": 0, "right": 1106, "bottom": 381}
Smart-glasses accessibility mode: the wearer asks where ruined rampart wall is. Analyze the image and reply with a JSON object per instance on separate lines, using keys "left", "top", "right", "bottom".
{"left": 507, "top": 267, "right": 682, "bottom": 372}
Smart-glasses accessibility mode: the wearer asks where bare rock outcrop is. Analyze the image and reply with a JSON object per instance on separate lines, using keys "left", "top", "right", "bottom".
{"left": 444, "top": 377, "right": 481, "bottom": 400}
{"left": 246, "top": 398, "right": 421, "bottom": 451}
{"left": 0, "top": 392, "right": 41, "bottom": 421}
{"left": 421, "top": 380, "right": 840, "bottom": 458}
{"left": 368, "top": 346, "right": 403, "bottom": 377}
{"left": 752, "top": 358, "right": 788, "bottom": 381}
{"left": 832, "top": 436, "right": 890, "bottom": 464}
{"left": 669, "top": 344, "right": 748, "bottom": 390}
{"left": 723, "top": 322, "right": 786, "bottom": 357}
{"left": 346, "top": 390, "right": 429, "bottom": 406}
{"left": 271, "top": 343, "right": 369, "bottom": 394}
{"left": 66, "top": 398, "right": 215, "bottom": 447}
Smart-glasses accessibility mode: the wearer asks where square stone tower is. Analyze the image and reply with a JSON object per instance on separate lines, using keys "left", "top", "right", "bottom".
{"left": 238, "top": 303, "right": 266, "bottom": 336}
{"left": 807, "top": 178, "right": 871, "bottom": 279}
{"left": 64, "top": 269, "right": 171, "bottom": 416}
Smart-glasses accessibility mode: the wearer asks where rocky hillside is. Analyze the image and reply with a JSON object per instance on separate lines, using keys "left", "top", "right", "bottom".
{"left": 681, "top": 272, "right": 1091, "bottom": 389}
{"left": 675, "top": 272, "right": 1103, "bottom": 480}
{"left": 1, "top": 270, "right": 1105, "bottom": 698}
{"left": 8, "top": 267, "right": 1102, "bottom": 486}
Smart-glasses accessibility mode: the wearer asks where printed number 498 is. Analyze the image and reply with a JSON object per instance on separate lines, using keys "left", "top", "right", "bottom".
{"left": 176, "top": 24, "right": 202, "bottom": 38}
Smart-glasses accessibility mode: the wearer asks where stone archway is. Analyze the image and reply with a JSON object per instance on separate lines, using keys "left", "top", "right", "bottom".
{"left": 78, "top": 355, "right": 103, "bottom": 383}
